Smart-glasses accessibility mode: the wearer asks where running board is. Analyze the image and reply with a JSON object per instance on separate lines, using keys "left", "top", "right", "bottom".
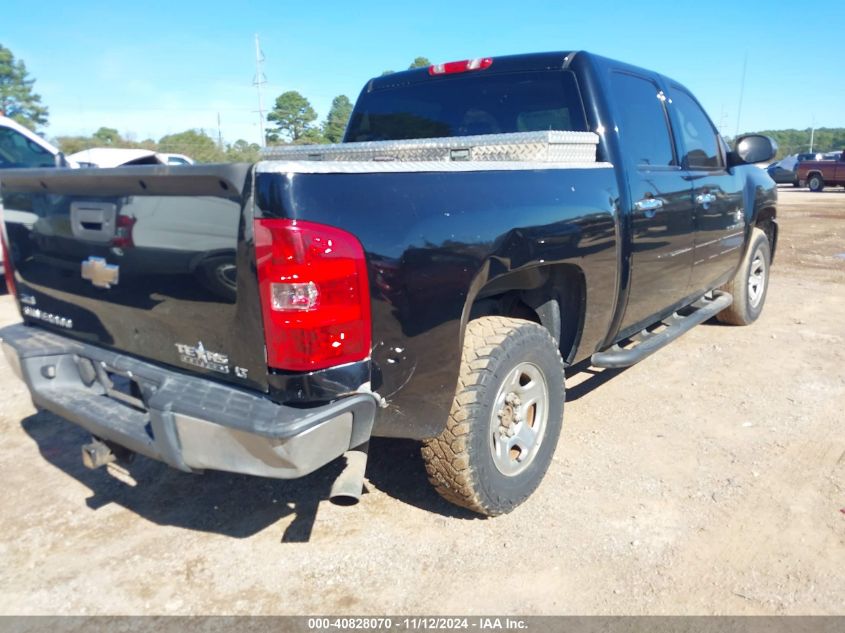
{"left": 591, "top": 291, "right": 733, "bottom": 369}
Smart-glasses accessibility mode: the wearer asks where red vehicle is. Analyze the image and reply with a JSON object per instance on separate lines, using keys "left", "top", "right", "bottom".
{"left": 797, "top": 151, "right": 845, "bottom": 191}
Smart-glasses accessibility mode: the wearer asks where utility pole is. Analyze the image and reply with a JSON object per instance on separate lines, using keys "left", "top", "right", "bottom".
{"left": 809, "top": 116, "right": 815, "bottom": 152}
{"left": 253, "top": 34, "right": 267, "bottom": 148}
{"left": 217, "top": 112, "right": 223, "bottom": 150}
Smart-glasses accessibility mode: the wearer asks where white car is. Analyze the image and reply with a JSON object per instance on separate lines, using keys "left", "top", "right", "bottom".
{"left": 0, "top": 115, "right": 73, "bottom": 169}
{"left": 158, "top": 153, "right": 195, "bottom": 166}
{"left": 68, "top": 148, "right": 195, "bottom": 168}
{"left": 1, "top": 116, "right": 77, "bottom": 279}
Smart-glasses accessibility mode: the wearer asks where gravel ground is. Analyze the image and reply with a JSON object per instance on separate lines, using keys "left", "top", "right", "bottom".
{"left": 0, "top": 188, "right": 843, "bottom": 615}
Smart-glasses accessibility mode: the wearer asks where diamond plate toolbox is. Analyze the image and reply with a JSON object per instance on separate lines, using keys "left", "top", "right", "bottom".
{"left": 261, "top": 131, "right": 599, "bottom": 164}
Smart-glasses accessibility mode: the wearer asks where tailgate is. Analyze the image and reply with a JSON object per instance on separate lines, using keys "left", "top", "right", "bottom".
{"left": 0, "top": 164, "right": 269, "bottom": 392}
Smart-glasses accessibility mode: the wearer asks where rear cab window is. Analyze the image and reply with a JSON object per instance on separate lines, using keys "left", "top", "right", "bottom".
{"left": 607, "top": 71, "right": 676, "bottom": 169}
{"left": 668, "top": 86, "right": 724, "bottom": 170}
{"left": 344, "top": 70, "right": 588, "bottom": 142}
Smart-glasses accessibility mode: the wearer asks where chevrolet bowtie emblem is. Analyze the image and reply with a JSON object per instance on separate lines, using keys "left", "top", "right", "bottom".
{"left": 81, "top": 256, "right": 119, "bottom": 289}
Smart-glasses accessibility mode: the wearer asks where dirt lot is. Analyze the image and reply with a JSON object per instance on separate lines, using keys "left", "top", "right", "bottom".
{"left": 0, "top": 188, "right": 843, "bottom": 615}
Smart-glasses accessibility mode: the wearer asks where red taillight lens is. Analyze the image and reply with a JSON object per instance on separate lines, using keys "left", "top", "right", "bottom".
{"left": 112, "top": 215, "right": 135, "bottom": 248}
{"left": 429, "top": 57, "right": 493, "bottom": 75}
{"left": 254, "top": 218, "right": 371, "bottom": 372}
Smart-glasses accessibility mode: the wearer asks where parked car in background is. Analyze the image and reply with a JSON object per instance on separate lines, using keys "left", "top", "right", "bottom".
{"left": 158, "top": 153, "right": 195, "bottom": 166}
{"left": 768, "top": 152, "right": 822, "bottom": 186}
{"left": 797, "top": 150, "right": 845, "bottom": 191}
{"left": 766, "top": 162, "right": 799, "bottom": 185}
{"left": 779, "top": 152, "right": 821, "bottom": 173}
{"left": 1, "top": 116, "right": 76, "bottom": 278}
{"left": 68, "top": 148, "right": 195, "bottom": 168}
{"left": 0, "top": 116, "right": 70, "bottom": 169}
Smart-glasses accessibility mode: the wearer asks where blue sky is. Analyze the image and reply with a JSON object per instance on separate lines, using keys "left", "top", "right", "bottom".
{"left": 3, "top": 0, "right": 843, "bottom": 146}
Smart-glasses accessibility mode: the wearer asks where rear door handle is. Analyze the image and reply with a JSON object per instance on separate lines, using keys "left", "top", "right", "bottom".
{"left": 696, "top": 193, "right": 716, "bottom": 208}
{"left": 634, "top": 197, "right": 664, "bottom": 217}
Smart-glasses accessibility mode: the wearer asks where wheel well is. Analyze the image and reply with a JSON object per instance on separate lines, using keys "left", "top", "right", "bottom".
{"left": 467, "top": 264, "right": 586, "bottom": 364}
{"left": 755, "top": 206, "right": 778, "bottom": 261}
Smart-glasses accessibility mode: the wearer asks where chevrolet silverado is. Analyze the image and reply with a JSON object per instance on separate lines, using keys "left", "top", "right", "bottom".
{"left": 0, "top": 51, "right": 778, "bottom": 516}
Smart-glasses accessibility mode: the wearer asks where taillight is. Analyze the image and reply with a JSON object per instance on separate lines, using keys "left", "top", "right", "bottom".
{"left": 1, "top": 213, "right": 16, "bottom": 297}
{"left": 429, "top": 57, "right": 493, "bottom": 75}
{"left": 112, "top": 215, "right": 135, "bottom": 248}
{"left": 254, "top": 218, "right": 371, "bottom": 372}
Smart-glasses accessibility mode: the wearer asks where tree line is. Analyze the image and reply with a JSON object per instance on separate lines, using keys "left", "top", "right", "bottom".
{"left": 56, "top": 127, "right": 263, "bottom": 163}
{"left": 735, "top": 128, "right": 845, "bottom": 159}
{"left": 3, "top": 43, "right": 842, "bottom": 163}
{"left": 2, "top": 44, "right": 431, "bottom": 161}
{"left": 263, "top": 57, "right": 430, "bottom": 144}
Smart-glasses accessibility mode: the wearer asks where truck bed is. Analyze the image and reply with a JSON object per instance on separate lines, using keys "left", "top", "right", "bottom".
{"left": 0, "top": 83, "right": 604, "bottom": 405}
{"left": 262, "top": 130, "right": 600, "bottom": 164}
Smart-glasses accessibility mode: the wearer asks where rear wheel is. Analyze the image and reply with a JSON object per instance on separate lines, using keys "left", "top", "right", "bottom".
{"left": 421, "top": 316, "right": 565, "bottom": 516}
{"left": 717, "top": 228, "right": 771, "bottom": 325}
{"left": 808, "top": 173, "right": 825, "bottom": 192}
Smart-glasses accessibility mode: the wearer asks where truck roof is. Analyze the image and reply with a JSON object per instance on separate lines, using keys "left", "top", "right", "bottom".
{"left": 367, "top": 51, "right": 579, "bottom": 92}
{"left": 364, "top": 50, "right": 691, "bottom": 105}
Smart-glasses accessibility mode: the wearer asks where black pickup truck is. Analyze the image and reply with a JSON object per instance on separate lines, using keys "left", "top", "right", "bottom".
{"left": 0, "top": 51, "right": 777, "bottom": 516}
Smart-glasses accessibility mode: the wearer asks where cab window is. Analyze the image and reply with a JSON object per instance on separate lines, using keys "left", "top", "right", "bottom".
{"left": 346, "top": 71, "right": 588, "bottom": 142}
{"left": 670, "top": 87, "right": 723, "bottom": 170}
{"left": 608, "top": 72, "right": 676, "bottom": 168}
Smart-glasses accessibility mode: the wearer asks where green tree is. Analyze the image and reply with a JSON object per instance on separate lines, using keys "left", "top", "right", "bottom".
{"left": 734, "top": 127, "right": 845, "bottom": 159}
{"left": 296, "top": 127, "right": 327, "bottom": 145}
{"left": 158, "top": 129, "right": 223, "bottom": 163}
{"left": 408, "top": 57, "right": 431, "bottom": 69}
{"left": 93, "top": 127, "right": 121, "bottom": 146}
{"left": 267, "top": 91, "right": 318, "bottom": 142}
{"left": 380, "top": 57, "right": 430, "bottom": 77}
{"left": 55, "top": 135, "right": 97, "bottom": 155}
{"left": 0, "top": 44, "right": 49, "bottom": 131}
{"left": 136, "top": 138, "right": 159, "bottom": 151}
{"left": 225, "top": 139, "right": 261, "bottom": 162}
{"left": 56, "top": 130, "right": 159, "bottom": 155}
{"left": 322, "top": 95, "right": 353, "bottom": 143}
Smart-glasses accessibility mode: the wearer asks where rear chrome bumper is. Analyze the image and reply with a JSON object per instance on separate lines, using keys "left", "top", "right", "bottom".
{"left": 0, "top": 323, "right": 376, "bottom": 479}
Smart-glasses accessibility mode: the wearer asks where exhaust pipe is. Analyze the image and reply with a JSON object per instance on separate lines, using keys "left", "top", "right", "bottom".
{"left": 81, "top": 438, "right": 116, "bottom": 469}
{"left": 330, "top": 442, "right": 369, "bottom": 505}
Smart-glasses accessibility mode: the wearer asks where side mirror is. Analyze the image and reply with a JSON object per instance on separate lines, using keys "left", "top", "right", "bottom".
{"left": 54, "top": 152, "right": 70, "bottom": 168}
{"left": 730, "top": 134, "right": 778, "bottom": 165}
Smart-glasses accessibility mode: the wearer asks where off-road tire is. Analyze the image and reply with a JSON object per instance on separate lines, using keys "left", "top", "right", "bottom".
{"left": 807, "top": 173, "right": 825, "bottom": 192}
{"left": 421, "top": 316, "right": 565, "bottom": 516}
{"left": 716, "top": 227, "right": 771, "bottom": 325}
